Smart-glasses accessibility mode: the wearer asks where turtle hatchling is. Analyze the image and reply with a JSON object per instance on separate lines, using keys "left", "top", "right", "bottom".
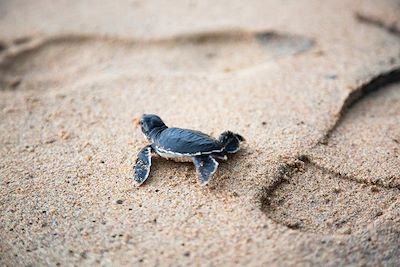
{"left": 133, "top": 114, "right": 245, "bottom": 186}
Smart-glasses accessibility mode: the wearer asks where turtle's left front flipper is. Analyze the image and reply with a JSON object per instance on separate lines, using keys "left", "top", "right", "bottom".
{"left": 133, "top": 145, "right": 153, "bottom": 186}
{"left": 193, "top": 155, "right": 219, "bottom": 186}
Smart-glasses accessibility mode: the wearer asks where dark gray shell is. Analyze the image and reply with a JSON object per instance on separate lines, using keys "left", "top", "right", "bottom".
{"left": 153, "top": 128, "right": 223, "bottom": 155}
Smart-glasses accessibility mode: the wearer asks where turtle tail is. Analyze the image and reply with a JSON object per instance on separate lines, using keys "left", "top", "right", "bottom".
{"left": 218, "top": 131, "right": 245, "bottom": 154}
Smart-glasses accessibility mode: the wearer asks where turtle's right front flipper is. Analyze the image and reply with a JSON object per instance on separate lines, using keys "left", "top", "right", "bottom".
{"left": 133, "top": 145, "right": 153, "bottom": 186}
{"left": 193, "top": 155, "right": 219, "bottom": 186}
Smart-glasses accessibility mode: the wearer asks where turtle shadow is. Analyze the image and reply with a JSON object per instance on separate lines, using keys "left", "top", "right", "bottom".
{"left": 146, "top": 150, "right": 246, "bottom": 189}
{"left": 146, "top": 157, "right": 196, "bottom": 186}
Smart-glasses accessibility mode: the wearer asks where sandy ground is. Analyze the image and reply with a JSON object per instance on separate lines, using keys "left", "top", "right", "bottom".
{"left": 0, "top": 0, "right": 399, "bottom": 266}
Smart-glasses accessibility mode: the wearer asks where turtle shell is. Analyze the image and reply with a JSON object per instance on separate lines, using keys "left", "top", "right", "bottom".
{"left": 153, "top": 128, "right": 223, "bottom": 155}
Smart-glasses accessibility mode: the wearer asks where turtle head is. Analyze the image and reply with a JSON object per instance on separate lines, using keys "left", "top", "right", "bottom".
{"left": 140, "top": 114, "right": 167, "bottom": 141}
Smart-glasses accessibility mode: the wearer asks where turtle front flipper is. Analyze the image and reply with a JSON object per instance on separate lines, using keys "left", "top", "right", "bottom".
{"left": 192, "top": 155, "right": 219, "bottom": 185}
{"left": 133, "top": 145, "right": 153, "bottom": 186}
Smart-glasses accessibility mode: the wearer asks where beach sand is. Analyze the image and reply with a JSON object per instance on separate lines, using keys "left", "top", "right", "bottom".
{"left": 0, "top": 0, "right": 399, "bottom": 266}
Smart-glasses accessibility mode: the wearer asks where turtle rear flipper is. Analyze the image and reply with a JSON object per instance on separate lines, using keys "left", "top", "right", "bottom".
{"left": 218, "top": 131, "right": 245, "bottom": 153}
{"left": 193, "top": 155, "right": 219, "bottom": 185}
{"left": 133, "top": 145, "right": 153, "bottom": 186}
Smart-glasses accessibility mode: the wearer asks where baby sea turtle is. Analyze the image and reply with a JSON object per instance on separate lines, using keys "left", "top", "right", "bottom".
{"left": 133, "top": 114, "right": 245, "bottom": 186}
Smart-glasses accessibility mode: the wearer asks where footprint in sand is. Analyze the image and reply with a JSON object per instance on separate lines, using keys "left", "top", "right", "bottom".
{"left": 262, "top": 73, "right": 400, "bottom": 235}
{"left": 0, "top": 30, "right": 313, "bottom": 89}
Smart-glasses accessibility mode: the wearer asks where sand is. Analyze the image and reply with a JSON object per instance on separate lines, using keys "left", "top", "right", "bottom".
{"left": 0, "top": 0, "right": 399, "bottom": 266}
